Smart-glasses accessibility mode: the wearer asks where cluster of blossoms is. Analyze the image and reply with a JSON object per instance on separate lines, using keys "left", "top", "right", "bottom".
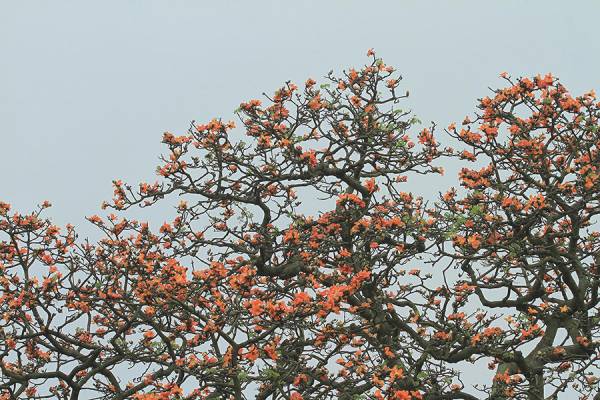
{"left": 1, "top": 52, "right": 599, "bottom": 400}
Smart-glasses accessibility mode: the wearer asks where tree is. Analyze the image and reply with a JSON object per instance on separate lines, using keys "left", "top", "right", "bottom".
{"left": 0, "top": 51, "right": 598, "bottom": 400}
{"left": 434, "top": 72, "right": 600, "bottom": 399}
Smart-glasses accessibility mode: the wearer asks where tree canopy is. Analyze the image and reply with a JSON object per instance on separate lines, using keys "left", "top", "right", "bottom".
{"left": 1, "top": 51, "right": 599, "bottom": 400}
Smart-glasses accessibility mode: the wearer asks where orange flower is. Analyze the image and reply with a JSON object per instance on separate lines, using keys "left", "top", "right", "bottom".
{"left": 525, "top": 194, "right": 546, "bottom": 210}
{"left": 222, "top": 346, "right": 233, "bottom": 366}
{"left": 338, "top": 248, "right": 352, "bottom": 258}
{"left": 6, "top": 338, "right": 16, "bottom": 349}
{"left": 453, "top": 235, "right": 466, "bottom": 246}
{"left": 471, "top": 333, "right": 482, "bottom": 345}
{"left": 336, "top": 193, "right": 366, "bottom": 208}
{"left": 293, "top": 291, "right": 311, "bottom": 306}
{"left": 389, "top": 365, "right": 404, "bottom": 381}
{"left": 308, "top": 95, "right": 323, "bottom": 110}
{"left": 299, "top": 149, "right": 318, "bottom": 167}
{"left": 263, "top": 343, "right": 278, "bottom": 360}
{"left": 460, "top": 150, "right": 477, "bottom": 161}
{"left": 249, "top": 300, "right": 263, "bottom": 317}
{"left": 494, "top": 371, "right": 511, "bottom": 384}
{"left": 447, "top": 312, "right": 465, "bottom": 321}
{"left": 143, "top": 331, "right": 155, "bottom": 340}
{"left": 393, "top": 390, "right": 411, "bottom": 400}
{"left": 363, "top": 178, "right": 378, "bottom": 193}
{"left": 87, "top": 215, "right": 103, "bottom": 224}
{"left": 535, "top": 73, "right": 554, "bottom": 89}
{"left": 283, "top": 228, "right": 300, "bottom": 244}
{"left": 241, "top": 345, "right": 259, "bottom": 362}
{"left": 483, "top": 327, "right": 503, "bottom": 337}
{"left": 418, "top": 128, "right": 436, "bottom": 145}
{"left": 143, "top": 306, "right": 156, "bottom": 316}
{"left": 159, "top": 222, "right": 172, "bottom": 233}
{"left": 434, "top": 331, "right": 451, "bottom": 341}
{"left": 467, "top": 234, "right": 481, "bottom": 250}
{"left": 348, "top": 69, "right": 358, "bottom": 82}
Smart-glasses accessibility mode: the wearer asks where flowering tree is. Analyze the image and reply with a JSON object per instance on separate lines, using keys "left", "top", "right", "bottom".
{"left": 434, "top": 73, "right": 600, "bottom": 399}
{"left": 1, "top": 52, "right": 599, "bottom": 400}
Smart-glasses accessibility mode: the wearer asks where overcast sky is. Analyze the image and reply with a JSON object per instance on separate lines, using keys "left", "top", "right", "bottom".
{"left": 2, "top": 1, "right": 600, "bottom": 397}
{"left": 3, "top": 1, "right": 600, "bottom": 233}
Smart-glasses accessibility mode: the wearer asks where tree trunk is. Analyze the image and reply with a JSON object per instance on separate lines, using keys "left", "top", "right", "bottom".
{"left": 490, "top": 362, "right": 517, "bottom": 399}
{"left": 526, "top": 371, "right": 544, "bottom": 400}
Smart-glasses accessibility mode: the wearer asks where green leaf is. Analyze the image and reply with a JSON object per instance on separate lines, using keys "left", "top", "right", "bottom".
{"left": 454, "top": 215, "right": 467, "bottom": 225}
{"left": 444, "top": 230, "right": 457, "bottom": 240}
{"left": 469, "top": 205, "right": 483, "bottom": 216}
{"left": 508, "top": 243, "right": 521, "bottom": 256}
{"left": 380, "top": 123, "right": 395, "bottom": 132}
{"left": 262, "top": 368, "right": 280, "bottom": 379}
{"left": 237, "top": 371, "right": 249, "bottom": 382}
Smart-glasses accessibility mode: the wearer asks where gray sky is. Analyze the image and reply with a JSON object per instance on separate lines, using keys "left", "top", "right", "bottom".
{"left": 2, "top": 1, "right": 600, "bottom": 396}
{"left": 3, "top": 1, "right": 600, "bottom": 233}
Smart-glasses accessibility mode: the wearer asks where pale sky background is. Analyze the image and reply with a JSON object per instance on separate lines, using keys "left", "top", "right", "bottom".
{"left": 3, "top": 1, "right": 600, "bottom": 232}
{"left": 2, "top": 1, "right": 600, "bottom": 397}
